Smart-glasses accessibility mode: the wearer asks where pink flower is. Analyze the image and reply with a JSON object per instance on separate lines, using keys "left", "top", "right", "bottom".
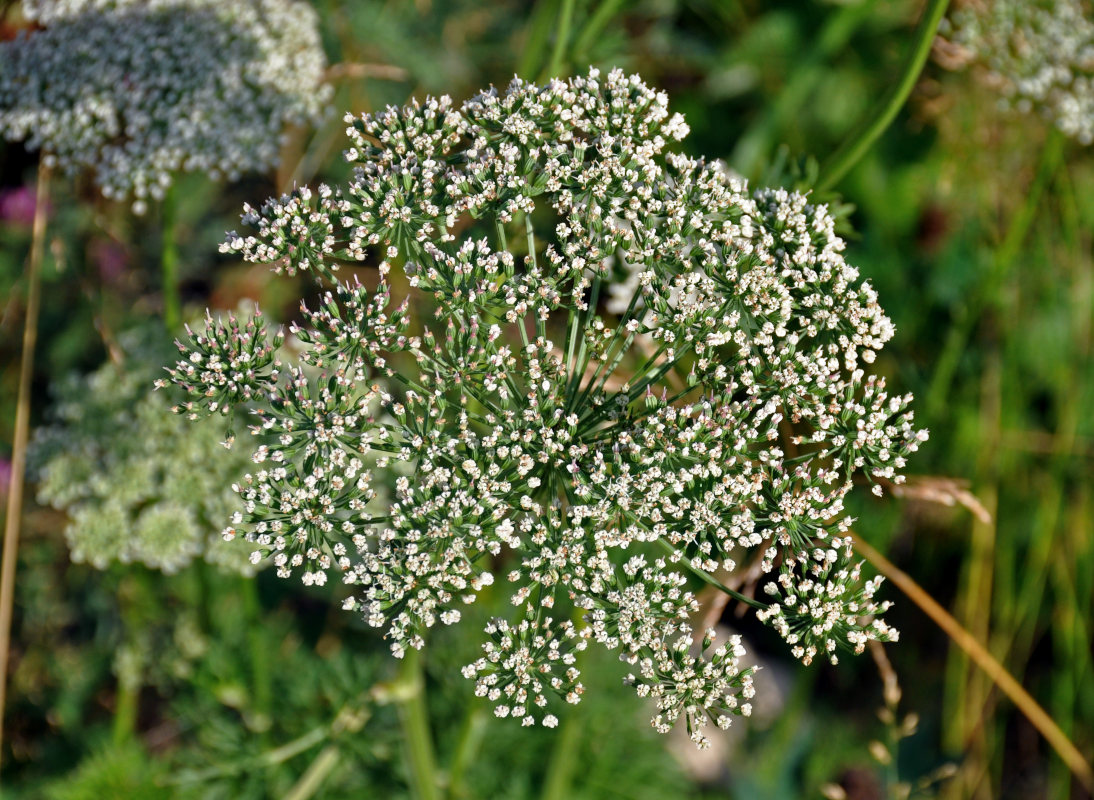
{"left": 0, "top": 186, "right": 42, "bottom": 226}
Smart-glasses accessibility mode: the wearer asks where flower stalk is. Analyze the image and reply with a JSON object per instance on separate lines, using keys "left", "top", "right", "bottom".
{"left": 396, "top": 649, "right": 440, "bottom": 800}
{"left": 0, "top": 160, "right": 51, "bottom": 771}
{"left": 817, "top": 0, "right": 951, "bottom": 192}
{"left": 850, "top": 532, "right": 1094, "bottom": 792}
{"left": 162, "top": 185, "right": 182, "bottom": 331}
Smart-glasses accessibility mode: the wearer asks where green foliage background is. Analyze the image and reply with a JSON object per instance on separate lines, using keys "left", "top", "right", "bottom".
{"left": 1, "top": 1, "right": 1091, "bottom": 798}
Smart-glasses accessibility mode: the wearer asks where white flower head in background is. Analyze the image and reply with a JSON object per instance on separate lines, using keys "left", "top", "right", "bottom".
{"left": 33, "top": 325, "right": 256, "bottom": 575}
{"left": 942, "top": 0, "right": 1094, "bottom": 144}
{"left": 0, "top": 0, "right": 330, "bottom": 211}
{"left": 167, "top": 69, "right": 927, "bottom": 748}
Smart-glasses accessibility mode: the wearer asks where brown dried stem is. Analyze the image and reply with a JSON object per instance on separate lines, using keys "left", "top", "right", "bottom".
{"left": 849, "top": 532, "right": 1094, "bottom": 792}
{"left": 0, "top": 159, "right": 51, "bottom": 772}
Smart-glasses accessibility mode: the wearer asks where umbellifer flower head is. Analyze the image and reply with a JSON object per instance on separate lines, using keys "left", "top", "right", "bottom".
{"left": 166, "top": 69, "right": 928, "bottom": 748}
{"left": 941, "top": 0, "right": 1094, "bottom": 144}
{"left": 0, "top": 0, "right": 330, "bottom": 210}
{"left": 35, "top": 326, "right": 256, "bottom": 575}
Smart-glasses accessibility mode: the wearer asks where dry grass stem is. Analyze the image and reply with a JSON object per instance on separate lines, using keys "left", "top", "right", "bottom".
{"left": 850, "top": 532, "right": 1094, "bottom": 792}
{"left": 0, "top": 160, "right": 51, "bottom": 772}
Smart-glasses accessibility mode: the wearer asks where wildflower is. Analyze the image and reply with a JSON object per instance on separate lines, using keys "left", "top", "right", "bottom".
{"left": 0, "top": 185, "right": 41, "bottom": 226}
{"left": 942, "top": 0, "right": 1094, "bottom": 144}
{"left": 168, "top": 69, "right": 927, "bottom": 743}
{"left": 34, "top": 326, "right": 255, "bottom": 574}
{"left": 0, "top": 0, "right": 330, "bottom": 209}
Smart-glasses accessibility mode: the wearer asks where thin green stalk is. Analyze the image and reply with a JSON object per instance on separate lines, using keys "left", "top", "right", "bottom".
{"left": 926, "top": 130, "right": 1065, "bottom": 418}
{"left": 161, "top": 185, "right": 181, "bottom": 331}
{"left": 564, "top": 277, "right": 600, "bottom": 411}
{"left": 112, "top": 670, "right": 140, "bottom": 745}
{"left": 0, "top": 161, "right": 51, "bottom": 773}
{"left": 816, "top": 0, "right": 951, "bottom": 193}
{"left": 445, "top": 705, "right": 487, "bottom": 799}
{"left": 283, "top": 744, "right": 340, "bottom": 800}
{"left": 943, "top": 357, "right": 1000, "bottom": 757}
{"left": 540, "top": 704, "right": 582, "bottom": 800}
{"left": 570, "top": 0, "right": 628, "bottom": 61}
{"left": 544, "top": 0, "right": 576, "bottom": 81}
{"left": 520, "top": 0, "right": 560, "bottom": 80}
{"left": 397, "top": 649, "right": 440, "bottom": 800}
{"left": 170, "top": 724, "right": 330, "bottom": 784}
{"left": 242, "top": 577, "right": 272, "bottom": 737}
{"left": 113, "top": 573, "right": 147, "bottom": 744}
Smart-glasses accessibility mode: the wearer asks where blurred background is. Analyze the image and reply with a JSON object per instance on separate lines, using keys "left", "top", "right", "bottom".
{"left": 0, "top": 0, "right": 1091, "bottom": 797}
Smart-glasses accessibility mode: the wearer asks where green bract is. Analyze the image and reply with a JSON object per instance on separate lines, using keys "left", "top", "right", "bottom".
{"left": 168, "top": 69, "right": 927, "bottom": 748}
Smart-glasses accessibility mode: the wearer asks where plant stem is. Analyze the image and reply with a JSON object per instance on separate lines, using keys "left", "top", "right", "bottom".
{"left": 112, "top": 667, "right": 140, "bottom": 745}
{"left": 161, "top": 185, "right": 181, "bottom": 331}
{"left": 544, "top": 0, "right": 576, "bottom": 80}
{"left": 446, "top": 705, "right": 486, "bottom": 799}
{"left": 816, "top": 0, "right": 951, "bottom": 193}
{"left": 170, "top": 724, "right": 330, "bottom": 784}
{"left": 540, "top": 704, "right": 581, "bottom": 800}
{"left": 850, "top": 532, "right": 1094, "bottom": 792}
{"left": 520, "top": 0, "right": 560, "bottom": 80}
{"left": 113, "top": 572, "right": 148, "bottom": 744}
{"left": 654, "top": 539, "right": 764, "bottom": 610}
{"left": 242, "top": 576, "right": 272, "bottom": 738}
{"left": 570, "top": 0, "right": 628, "bottom": 61}
{"left": 397, "top": 649, "right": 440, "bottom": 800}
{"left": 0, "top": 160, "right": 51, "bottom": 773}
{"left": 925, "top": 129, "right": 1064, "bottom": 418}
{"left": 283, "top": 744, "right": 340, "bottom": 800}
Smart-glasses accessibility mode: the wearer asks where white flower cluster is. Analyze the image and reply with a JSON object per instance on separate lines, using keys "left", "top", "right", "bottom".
{"left": 943, "top": 0, "right": 1094, "bottom": 144}
{"left": 169, "top": 69, "right": 927, "bottom": 746}
{"left": 0, "top": 0, "right": 330, "bottom": 209}
{"left": 165, "top": 308, "right": 284, "bottom": 420}
{"left": 34, "top": 328, "right": 255, "bottom": 574}
{"left": 757, "top": 555, "right": 896, "bottom": 666}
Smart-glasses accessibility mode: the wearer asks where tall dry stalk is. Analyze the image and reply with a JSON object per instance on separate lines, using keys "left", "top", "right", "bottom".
{"left": 0, "top": 160, "right": 51, "bottom": 772}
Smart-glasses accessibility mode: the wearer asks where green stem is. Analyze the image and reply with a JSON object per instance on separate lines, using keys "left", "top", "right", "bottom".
{"left": 571, "top": 0, "right": 628, "bottom": 61}
{"left": 161, "top": 185, "right": 181, "bottom": 331}
{"left": 284, "top": 744, "right": 340, "bottom": 800}
{"left": 446, "top": 705, "right": 487, "bottom": 799}
{"left": 112, "top": 684, "right": 139, "bottom": 745}
{"left": 544, "top": 0, "right": 576, "bottom": 80}
{"left": 112, "top": 672, "right": 140, "bottom": 745}
{"left": 540, "top": 705, "right": 582, "bottom": 800}
{"left": 242, "top": 577, "right": 272, "bottom": 737}
{"left": 520, "top": 0, "right": 560, "bottom": 80}
{"left": 816, "top": 0, "right": 951, "bottom": 193}
{"left": 170, "top": 724, "right": 330, "bottom": 784}
{"left": 397, "top": 649, "right": 440, "bottom": 800}
{"left": 654, "top": 539, "right": 765, "bottom": 610}
{"left": 113, "top": 573, "right": 146, "bottom": 745}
